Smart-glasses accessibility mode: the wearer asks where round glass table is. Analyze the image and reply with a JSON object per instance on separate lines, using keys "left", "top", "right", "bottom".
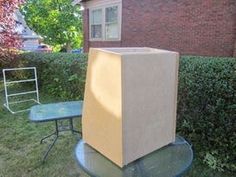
{"left": 75, "top": 136, "right": 193, "bottom": 177}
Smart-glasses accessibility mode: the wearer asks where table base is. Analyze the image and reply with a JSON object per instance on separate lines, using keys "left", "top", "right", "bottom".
{"left": 75, "top": 136, "right": 193, "bottom": 177}
{"left": 41, "top": 119, "right": 81, "bottom": 161}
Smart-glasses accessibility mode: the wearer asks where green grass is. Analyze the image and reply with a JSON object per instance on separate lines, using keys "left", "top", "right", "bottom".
{"left": 0, "top": 82, "right": 89, "bottom": 177}
{"left": 0, "top": 81, "right": 234, "bottom": 177}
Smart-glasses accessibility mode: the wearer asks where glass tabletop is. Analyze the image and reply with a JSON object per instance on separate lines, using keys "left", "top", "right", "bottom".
{"left": 75, "top": 136, "right": 193, "bottom": 177}
{"left": 29, "top": 101, "right": 83, "bottom": 122}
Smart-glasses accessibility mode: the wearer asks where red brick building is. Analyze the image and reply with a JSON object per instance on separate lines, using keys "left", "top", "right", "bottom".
{"left": 75, "top": 0, "right": 236, "bottom": 57}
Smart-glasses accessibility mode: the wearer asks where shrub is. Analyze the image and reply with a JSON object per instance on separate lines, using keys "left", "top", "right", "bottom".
{"left": 18, "top": 53, "right": 236, "bottom": 172}
{"left": 177, "top": 56, "right": 236, "bottom": 172}
{"left": 18, "top": 52, "right": 87, "bottom": 100}
{"left": 0, "top": 49, "right": 21, "bottom": 78}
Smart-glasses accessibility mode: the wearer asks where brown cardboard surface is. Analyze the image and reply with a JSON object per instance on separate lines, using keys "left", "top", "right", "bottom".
{"left": 82, "top": 48, "right": 123, "bottom": 166}
{"left": 82, "top": 48, "right": 179, "bottom": 167}
{"left": 122, "top": 52, "right": 179, "bottom": 165}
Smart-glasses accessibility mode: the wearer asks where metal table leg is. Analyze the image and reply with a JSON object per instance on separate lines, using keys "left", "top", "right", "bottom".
{"left": 69, "top": 118, "right": 74, "bottom": 134}
{"left": 42, "top": 120, "right": 59, "bottom": 161}
{"left": 40, "top": 132, "right": 57, "bottom": 144}
{"left": 69, "top": 118, "right": 82, "bottom": 135}
{"left": 41, "top": 118, "right": 82, "bottom": 161}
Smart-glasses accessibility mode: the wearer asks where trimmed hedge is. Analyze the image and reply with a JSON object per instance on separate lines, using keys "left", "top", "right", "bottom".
{"left": 177, "top": 56, "right": 236, "bottom": 172}
{"left": 18, "top": 52, "right": 87, "bottom": 100}
{"left": 18, "top": 53, "right": 235, "bottom": 172}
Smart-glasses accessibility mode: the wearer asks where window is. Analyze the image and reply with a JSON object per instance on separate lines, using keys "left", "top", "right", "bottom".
{"left": 105, "top": 6, "right": 119, "bottom": 39}
{"left": 90, "top": 4, "right": 121, "bottom": 41}
{"left": 90, "top": 9, "right": 102, "bottom": 39}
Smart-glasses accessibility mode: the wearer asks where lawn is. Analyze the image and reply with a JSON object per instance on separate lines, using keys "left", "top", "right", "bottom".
{"left": 0, "top": 81, "right": 234, "bottom": 177}
{"left": 0, "top": 82, "right": 88, "bottom": 177}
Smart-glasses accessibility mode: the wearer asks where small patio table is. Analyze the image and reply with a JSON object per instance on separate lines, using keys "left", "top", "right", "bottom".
{"left": 75, "top": 136, "right": 193, "bottom": 177}
{"left": 29, "top": 101, "right": 83, "bottom": 161}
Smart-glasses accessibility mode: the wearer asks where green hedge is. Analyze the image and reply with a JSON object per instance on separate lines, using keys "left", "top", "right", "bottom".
{"left": 18, "top": 53, "right": 236, "bottom": 172}
{"left": 177, "top": 56, "right": 236, "bottom": 172}
{"left": 18, "top": 52, "right": 87, "bottom": 100}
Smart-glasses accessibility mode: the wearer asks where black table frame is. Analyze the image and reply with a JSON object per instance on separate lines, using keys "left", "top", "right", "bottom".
{"left": 40, "top": 118, "right": 81, "bottom": 161}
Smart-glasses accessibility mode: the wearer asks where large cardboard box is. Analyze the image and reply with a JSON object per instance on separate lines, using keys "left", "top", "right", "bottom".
{"left": 82, "top": 48, "right": 179, "bottom": 167}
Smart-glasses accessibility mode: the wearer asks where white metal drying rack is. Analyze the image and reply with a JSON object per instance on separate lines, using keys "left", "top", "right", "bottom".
{"left": 3, "top": 67, "right": 40, "bottom": 114}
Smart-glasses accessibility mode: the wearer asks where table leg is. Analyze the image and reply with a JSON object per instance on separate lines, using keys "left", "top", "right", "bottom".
{"left": 41, "top": 119, "right": 82, "bottom": 161}
{"left": 69, "top": 118, "right": 74, "bottom": 134}
{"left": 69, "top": 118, "right": 82, "bottom": 135}
{"left": 40, "top": 132, "right": 57, "bottom": 144}
{"left": 42, "top": 120, "right": 59, "bottom": 161}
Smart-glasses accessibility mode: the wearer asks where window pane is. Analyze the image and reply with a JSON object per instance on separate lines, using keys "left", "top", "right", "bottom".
{"left": 105, "top": 23, "right": 119, "bottom": 39}
{"left": 91, "top": 25, "right": 102, "bottom": 38}
{"left": 105, "top": 6, "right": 118, "bottom": 23}
{"left": 91, "top": 9, "right": 102, "bottom": 24}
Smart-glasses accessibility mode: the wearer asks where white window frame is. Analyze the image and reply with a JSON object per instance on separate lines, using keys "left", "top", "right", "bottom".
{"left": 89, "top": 3, "right": 121, "bottom": 41}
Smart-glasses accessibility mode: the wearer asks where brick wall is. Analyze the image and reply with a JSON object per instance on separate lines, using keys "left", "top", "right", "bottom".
{"left": 83, "top": 0, "right": 236, "bottom": 57}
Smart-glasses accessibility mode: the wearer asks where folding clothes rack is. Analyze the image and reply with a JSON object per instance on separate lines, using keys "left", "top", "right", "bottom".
{"left": 2, "top": 67, "right": 40, "bottom": 114}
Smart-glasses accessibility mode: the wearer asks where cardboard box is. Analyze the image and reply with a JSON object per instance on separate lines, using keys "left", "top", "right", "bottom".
{"left": 82, "top": 48, "right": 179, "bottom": 167}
